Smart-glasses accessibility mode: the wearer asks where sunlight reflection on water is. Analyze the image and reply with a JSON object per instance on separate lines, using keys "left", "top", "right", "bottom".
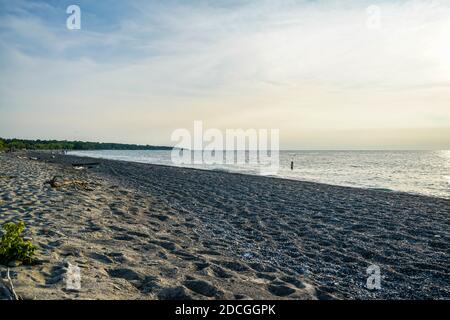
{"left": 69, "top": 150, "right": 450, "bottom": 199}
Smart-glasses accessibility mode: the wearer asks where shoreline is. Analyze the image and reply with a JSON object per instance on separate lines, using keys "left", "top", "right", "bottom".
{"left": 65, "top": 151, "right": 449, "bottom": 201}
{"left": 1, "top": 151, "right": 449, "bottom": 299}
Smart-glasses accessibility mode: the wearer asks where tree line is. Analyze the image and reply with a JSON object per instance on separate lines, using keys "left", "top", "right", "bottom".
{"left": 0, "top": 138, "right": 172, "bottom": 151}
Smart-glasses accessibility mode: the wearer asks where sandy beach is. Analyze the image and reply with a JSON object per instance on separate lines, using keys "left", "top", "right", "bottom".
{"left": 0, "top": 151, "right": 449, "bottom": 300}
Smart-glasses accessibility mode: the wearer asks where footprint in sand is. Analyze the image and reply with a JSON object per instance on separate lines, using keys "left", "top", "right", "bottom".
{"left": 210, "top": 265, "right": 233, "bottom": 279}
{"left": 157, "top": 286, "right": 192, "bottom": 300}
{"left": 138, "top": 275, "right": 161, "bottom": 294}
{"left": 183, "top": 279, "right": 222, "bottom": 298}
{"left": 215, "top": 260, "right": 250, "bottom": 272}
{"left": 108, "top": 268, "right": 142, "bottom": 281}
{"left": 267, "top": 282, "right": 296, "bottom": 297}
{"left": 87, "top": 252, "right": 114, "bottom": 264}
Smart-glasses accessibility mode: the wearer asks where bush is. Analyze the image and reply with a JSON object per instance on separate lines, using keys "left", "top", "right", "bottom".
{"left": 0, "top": 221, "right": 36, "bottom": 265}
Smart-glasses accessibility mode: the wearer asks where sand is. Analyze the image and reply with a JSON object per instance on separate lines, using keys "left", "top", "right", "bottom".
{"left": 0, "top": 151, "right": 449, "bottom": 300}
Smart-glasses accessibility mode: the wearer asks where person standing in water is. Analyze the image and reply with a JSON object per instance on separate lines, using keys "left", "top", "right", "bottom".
{"left": 291, "top": 159, "right": 294, "bottom": 170}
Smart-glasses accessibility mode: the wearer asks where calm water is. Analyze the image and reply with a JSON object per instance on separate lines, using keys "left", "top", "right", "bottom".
{"left": 68, "top": 150, "right": 450, "bottom": 199}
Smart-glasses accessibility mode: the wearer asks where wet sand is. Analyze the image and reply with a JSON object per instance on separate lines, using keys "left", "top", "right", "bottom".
{"left": 0, "top": 151, "right": 449, "bottom": 299}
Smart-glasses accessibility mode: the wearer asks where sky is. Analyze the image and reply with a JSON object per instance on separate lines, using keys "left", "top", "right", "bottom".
{"left": 0, "top": 0, "right": 449, "bottom": 149}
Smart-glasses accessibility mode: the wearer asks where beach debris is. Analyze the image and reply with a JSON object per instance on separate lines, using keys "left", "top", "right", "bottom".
{"left": 64, "top": 262, "right": 81, "bottom": 291}
{"left": 45, "top": 175, "right": 92, "bottom": 191}
{"left": 71, "top": 162, "right": 100, "bottom": 169}
{"left": 0, "top": 268, "right": 20, "bottom": 300}
{"left": 45, "top": 176, "right": 63, "bottom": 188}
{"left": 6, "top": 269, "right": 18, "bottom": 299}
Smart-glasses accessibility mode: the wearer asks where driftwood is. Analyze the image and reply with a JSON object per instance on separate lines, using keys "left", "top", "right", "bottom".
{"left": 71, "top": 162, "right": 100, "bottom": 168}
{"left": 45, "top": 176, "right": 92, "bottom": 191}
{"left": 6, "top": 269, "right": 19, "bottom": 300}
{"left": 0, "top": 269, "right": 20, "bottom": 300}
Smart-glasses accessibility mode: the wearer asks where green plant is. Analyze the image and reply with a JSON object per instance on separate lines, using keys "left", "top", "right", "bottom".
{"left": 0, "top": 138, "right": 6, "bottom": 151}
{"left": 0, "top": 221, "right": 36, "bottom": 265}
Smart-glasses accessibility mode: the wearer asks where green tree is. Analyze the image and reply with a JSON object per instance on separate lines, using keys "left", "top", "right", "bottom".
{"left": 0, "top": 138, "right": 6, "bottom": 151}
{"left": 10, "top": 140, "right": 26, "bottom": 150}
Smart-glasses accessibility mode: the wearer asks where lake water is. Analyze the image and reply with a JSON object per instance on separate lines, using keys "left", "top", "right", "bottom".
{"left": 68, "top": 150, "right": 450, "bottom": 199}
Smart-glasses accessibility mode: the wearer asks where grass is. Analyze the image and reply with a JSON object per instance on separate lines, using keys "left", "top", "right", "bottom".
{"left": 0, "top": 221, "right": 36, "bottom": 265}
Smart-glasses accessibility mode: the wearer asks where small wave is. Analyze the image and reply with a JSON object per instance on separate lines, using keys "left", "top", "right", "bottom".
{"left": 368, "top": 187, "right": 393, "bottom": 193}
{"left": 210, "top": 168, "right": 232, "bottom": 174}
